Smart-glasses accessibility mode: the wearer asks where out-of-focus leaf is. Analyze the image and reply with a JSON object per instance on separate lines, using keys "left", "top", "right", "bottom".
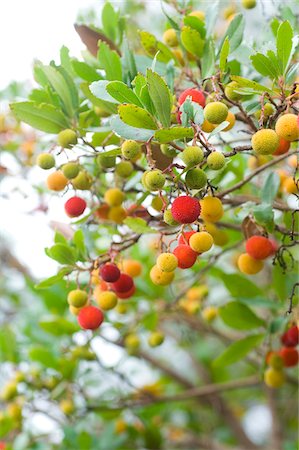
{"left": 213, "top": 334, "right": 264, "bottom": 367}
{"left": 219, "top": 301, "right": 265, "bottom": 330}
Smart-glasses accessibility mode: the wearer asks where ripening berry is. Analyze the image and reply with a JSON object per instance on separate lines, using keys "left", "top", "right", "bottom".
{"left": 121, "top": 140, "right": 141, "bottom": 160}
{"left": 46, "top": 171, "right": 68, "bottom": 191}
{"left": 224, "top": 81, "right": 242, "bottom": 102}
{"left": 171, "top": 196, "right": 201, "bottom": 224}
{"left": 247, "top": 155, "right": 269, "bottom": 170}
{"left": 60, "top": 399, "right": 75, "bottom": 415}
{"left": 95, "top": 203, "right": 110, "bottom": 220}
{"left": 189, "top": 231, "right": 213, "bottom": 253}
{"left": 185, "top": 168, "right": 207, "bottom": 189}
{"left": 173, "top": 244, "right": 197, "bottom": 269}
{"left": 186, "top": 285, "right": 208, "bottom": 300}
{"left": 100, "top": 263, "right": 121, "bottom": 282}
{"left": 267, "top": 352, "right": 284, "bottom": 370}
{"left": 116, "top": 285, "right": 136, "bottom": 299}
{"left": 200, "top": 196, "right": 224, "bottom": 223}
{"left": 178, "top": 88, "right": 205, "bottom": 108}
{"left": 254, "top": 103, "right": 274, "bottom": 120}
{"left": 77, "top": 306, "right": 104, "bottom": 330}
{"left": 202, "top": 306, "right": 218, "bottom": 322}
{"left": 282, "top": 177, "right": 298, "bottom": 194}
{"left": 181, "top": 146, "right": 204, "bottom": 167}
{"left": 281, "top": 326, "right": 298, "bottom": 347}
{"left": 245, "top": 236, "right": 273, "bottom": 260}
{"left": 275, "top": 114, "right": 299, "bottom": 142}
{"left": 64, "top": 196, "right": 87, "bottom": 217}
{"left": 7, "top": 402, "right": 22, "bottom": 421}
{"left": 69, "top": 305, "right": 82, "bottom": 316}
{"left": 287, "top": 154, "right": 298, "bottom": 169}
{"left": 251, "top": 129, "right": 279, "bottom": 155}
{"left": 273, "top": 138, "right": 290, "bottom": 156}
{"left": 122, "top": 259, "right": 142, "bottom": 278}
{"left": 150, "top": 265, "right": 175, "bottom": 285}
{"left": 204, "top": 102, "right": 229, "bottom": 125}
{"left": 112, "top": 273, "right": 134, "bottom": 293}
{"left": 104, "top": 188, "right": 125, "bottom": 207}
{"left": 279, "top": 347, "right": 298, "bottom": 367}
{"left": 242, "top": 0, "right": 256, "bottom": 8}
{"left": 37, "top": 153, "right": 55, "bottom": 169}
{"left": 201, "top": 119, "right": 215, "bottom": 133}
{"left": 108, "top": 206, "right": 127, "bottom": 224}
{"left": 115, "top": 161, "right": 134, "bottom": 178}
{"left": 116, "top": 303, "right": 128, "bottom": 314}
{"left": 0, "top": 381, "right": 18, "bottom": 401}
{"left": 97, "top": 153, "right": 116, "bottom": 168}
{"left": 95, "top": 291, "right": 118, "bottom": 311}
{"left": 141, "top": 170, "right": 151, "bottom": 190}
{"left": 223, "top": 111, "right": 236, "bottom": 131}
{"left": 223, "top": 5, "right": 236, "bottom": 20}
{"left": 163, "top": 209, "right": 179, "bottom": 226}
{"left": 178, "top": 230, "right": 196, "bottom": 245}
{"left": 148, "top": 331, "right": 165, "bottom": 347}
{"left": 67, "top": 289, "right": 88, "bottom": 308}
{"left": 72, "top": 171, "right": 92, "bottom": 190}
{"left": 188, "top": 10, "right": 205, "bottom": 21}
{"left": 160, "top": 144, "right": 177, "bottom": 158}
{"left": 163, "top": 28, "right": 179, "bottom": 47}
{"left": 157, "top": 253, "right": 178, "bottom": 272}
{"left": 207, "top": 152, "right": 226, "bottom": 170}
{"left": 144, "top": 170, "right": 166, "bottom": 191}
{"left": 151, "top": 196, "right": 164, "bottom": 212}
{"left": 264, "top": 368, "right": 284, "bottom": 388}
{"left": 125, "top": 333, "right": 140, "bottom": 351}
{"left": 237, "top": 253, "right": 264, "bottom": 275}
{"left": 57, "top": 129, "right": 78, "bottom": 148}
{"left": 62, "top": 162, "right": 80, "bottom": 179}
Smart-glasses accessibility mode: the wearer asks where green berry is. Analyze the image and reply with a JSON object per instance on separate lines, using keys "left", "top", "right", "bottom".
{"left": 242, "top": 0, "right": 256, "bottom": 8}
{"left": 163, "top": 209, "right": 179, "bottom": 226}
{"left": 181, "top": 146, "right": 204, "bottom": 167}
{"left": 141, "top": 170, "right": 151, "bottom": 190}
{"left": 148, "top": 331, "right": 165, "bottom": 347}
{"left": 185, "top": 168, "right": 207, "bottom": 189}
{"left": 224, "top": 81, "right": 242, "bottom": 102}
{"left": 62, "top": 162, "right": 80, "bottom": 179}
{"left": 254, "top": 103, "right": 274, "bottom": 120}
{"left": 121, "top": 140, "right": 141, "bottom": 160}
{"left": 144, "top": 170, "right": 165, "bottom": 191}
{"left": 161, "top": 144, "right": 177, "bottom": 158}
{"left": 67, "top": 289, "right": 88, "bottom": 308}
{"left": 72, "top": 171, "right": 93, "bottom": 190}
{"left": 97, "top": 153, "right": 116, "bottom": 169}
{"left": 36, "top": 153, "right": 55, "bottom": 170}
{"left": 204, "top": 102, "right": 228, "bottom": 125}
{"left": 115, "top": 161, "right": 134, "bottom": 178}
{"left": 57, "top": 129, "right": 78, "bottom": 148}
{"left": 207, "top": 152, "right": 226, "bottom": 170}
{"left": 151, "top": 196, "right": 164, "bottom": 211}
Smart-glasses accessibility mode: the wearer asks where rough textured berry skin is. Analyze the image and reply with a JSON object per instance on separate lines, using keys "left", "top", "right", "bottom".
{"left": 181, "top": 146, "right": 204, "bottom": 167}
{"left": 157, "top": 253, "right": 178, "bottom": 272}
{"left": 67, "top": 289, "right": 88, "bottom": 308}
{"left": 171, "top": 196, "right": 201, "bottom": 224}
{"left": 150, "top": 265, "right": 174, "bottom": 285}
{"left": 121, "top": 140, "right": 141, "bottom": 160}
{"left": 37, "top": 153, "right": 55, "bottom": 169}
{"left": 245, "top": 236, "right": 273, "bottom": 260}
{"left": 273, "top": 138, "right": 290, "bottom": 156}
{"left": 201, "top": 119, "right": 215, "bottom": 133}
{"left": 189, "top": 231, "right": 213, "bottom": 253}
{"left": 115, "top": 161, "right": 133, "bottom": 178}
{"left": 223, "top": 111, "right": 236, "bottom": 131}
{"left": 207, "top": 152, "right": 226, "bottom": 170}
{"left": 237, "top": 253, "right": 263, "bottom": 275}
{"left": 163, "top": 28, "right": 178, "bottom": 47}
{"left": 47, "top": 171, "right": 68, "bottom": 191}
{"left": 78, "top": 306, "right": 104, "bottom": 330}
{"left": 100, "top": 263, "right": 121, "bottom": 283}
{"left": 116, "top": 285, "right": 136, "bottom": 299}
{"left": 224, "top": 81, "right": 242, "bottom": 102}
{"left": 148, "top": 331, "right": 165, "bottom": 347}
{"left": 281, "top": 326, "right": 298, "bottom": 347}
{"left": 62, "top": 162, "right": 80, "bottom": 179}
{"left": 95, "top": 291, "right": 118, "bottom": 310}
{"left": 72, "top": 171, "right": 92, "bottom": 190}
{"left": 204, "top": 102, "right": 228, "bottom": 124}
{"left": 264, "top": 367, "right": 284, "bottom": 388}
{"left": 185, "top": 168, "right": 207, "bottom": 189}
{"left": 161, "top": 144, "right": 177, "bottom": 158}
{"left": 57, "top": 129, "right": 77, "bottom": 148}
{"left": 65, "top": 197, "right": 87, "bottom": 217}
{"left": 275, "top": 114, "right": 299, "bottom": 141}
{"left": 97, "top": 153, "right": 116, "bottom": 168}
{"left": 112, "top": 273, "right": 134, "bottom": 293}
{"left": 144, "top": 170, "right": 165, "bottom": 191}
{"left": 279, "top": 347, "right": 298, "bottom": 367}
{"left": 255, "top": 103, "right": 274, "bottom": 120}
{"left": 104, "top": 188, "right": 124, "bottom": 206}
{"left": 251, "top": 129, "right": 279, "bottom": 155}
{"left": 164, "top": 209, "right": 179, "bottom": 226}
{"left": 122, "top": 260, "right": 142, "bottom": 278}
{"left": 178, "top": 88, "right": 205, "bottom": 108}
{"left": 173, "top": 244, "right": 197, "bottom": 269}
{"left": 200, "top": 196, "right": 224, "bottom": 223}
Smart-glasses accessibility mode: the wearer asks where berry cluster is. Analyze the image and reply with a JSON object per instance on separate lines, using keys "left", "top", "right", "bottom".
{"left": 237, "top": 235, "right": 276, "bottom": 275}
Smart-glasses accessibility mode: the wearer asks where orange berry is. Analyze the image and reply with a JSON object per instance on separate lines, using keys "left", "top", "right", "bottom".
{"left": 46, "top": 171, "right": 68, "bottom": 191}
{"left": 237, "top": 253, "right": 263, "bottom": 275}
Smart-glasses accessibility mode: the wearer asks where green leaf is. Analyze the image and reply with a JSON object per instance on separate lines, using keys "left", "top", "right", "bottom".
{"left": 219, "top": 301, "right": 265, "bottom": 330}
{"left": 0, "top": 326, "right": 17, "bottom": 362}
{"left": 54, "top": 65, "right": 79, "bottom": 113}
{"left": 60, "top": 46, "right": 74, "bottom": 75}
{"left": 101, "top": 2, "right": 118, "bottom": 42}
{"left": 106, "top": 81, "right": 143, "bottom": 106}
{"left": 252, "top": 204, "right": 274, "bottom": 231}
{"left": 73, "top": 229, "right": 87, "bottom": 260}
{"left": 81, "top": 82, "right": 117, "bottom": 114}
{"left": 39, "top": 318, "right": 79, "bottom": 336}
{"left": 10, "top": 101, "right": 69, "bottom": 133}
{"left": 123, "top": 217, "right": 157, "bottom": 234}
{"left": 211, "top": 268, "right": 262, "bottom": 297}
{"left": 40, "top": 65, "right": 75, "bottom": 117}
{"left": 72, "top": 61, "right": 102, "bottom": 82}
{"left": 183, "top": 16, "right": 206, "bottom": 38}
{"left": 181, "top": 26, "right": 204, "bottom": 58}
{"left": 98, "top": 41, "right": 122, "bottom": 81}
{"left": 230, "top": 76, "right": 273, "bottom": 94}
{"left": 250, "top": 53, "right": 278, "bottom": 80}
{"left": 46, "top": 244, "right": 77, "bottom": 265}
{"left": 213, "top": 334, "right": 264, "bottom": 367}
{"left": 118, "top": 104, "right": 158, "bottom": 129}
{"left": 201, "top": 39, "right": 215, "bottom": 78}
{"left": 276, "top": 20, "right": 293, "bottom": 74}
{"left": 208, "top": 121, "right": 230, "bottom": 138}
{"left": 132, "top": 73, "right": 155, "bottom": 115}
{"left": 29, "top": 346, "right": 58, "bottom": 369}
{"left": 271, "top": 18, "right": 280, "bottom": 37}
{"left": 219, "top": 14, "right": 244, "bottom": 55}
{"left": 35, "top": 267, "right": 73, "bottom": 289}
{"left": 90, "top": 80, "right": 119, "bottom": 103}
{"left": 261, "top": 172, "right": 280, "bottom": 204}
{"left": 139, "top": 31, "right": 174, "bottom": 63}
{"left": 219, "top": 37, "right": 230, "bottom": 72}
{"left": 110, "top": 116, "right": 155, "bottom": 141}
{"left": 122, "top": 39, "right": 138, "bottom": 84}
{"left": 146, "top": 69, "right": 172, "bottom": 128}
{"left": 154, "top": 126, "right": 193, "bottom": 143}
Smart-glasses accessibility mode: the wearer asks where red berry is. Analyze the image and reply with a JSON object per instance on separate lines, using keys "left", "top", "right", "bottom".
{"left": 173, "top": 244, "right": 197, "bottom": 269}
{"left": 245, "top": 236, "right": 273, "bottom": 260}
{"left": 279, "top": 347, "right": 298, "bottom": 367}
{"left": 178, "top": 88, "right": 206, "bottom": 108}
{"left": 273, "top": 138, "right": 290, "bottom": 156}
{"left": 171, "top": 196, "right": 201, "bottom": 224}
{"left": 117, "top": 285, "right": 136, "bottom": 299}
{"left": 281, "top": 325, "right": 299, "bottom": 347}
{"left": 112, "top": 273, "right": 134, "bottom": 293}
{"left": 178, "top": 230, "right": 196, "bottom": 245}
{"left": 100, "top": 263, "right": 121, "bottom": 282}
{"left": 78, "top": 306, "right": 104, "bottom": 330}
{"left": 64, "top": 196, "right": 86, "bottom": 217}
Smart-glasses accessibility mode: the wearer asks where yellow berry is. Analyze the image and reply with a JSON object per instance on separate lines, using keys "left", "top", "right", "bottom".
{"left": 46, "top": 171, "right": 68, "bottom": 191}
{"left": 104, "top": 188, "right": 125, "bottom": 207}
{"left": 189, "top": 231, "right": 214, "bottom": 253}
{"left": 172, "top": 48, "right": 185, "bottom": 66}
{"left": 287, "top": 154, "right": 298, "bottom": 169}
{"left": 201, "top": 119, "right": 215, "bottom": 133}
{"left": 223, "top": 111, "right": 236, "bottom": 131}
{"left": 121, "top": 140, "right": 141, "bottom": 160}
{"left": 242, "top": 0, "right": 256, "bottom": 8}
{"left": 7, "top": 403, "right": 22, "bottom": 421}
{"left": 251, "top": 129, "right": 279, "bottom": 155}
{"left": 67, "top": 289, "right": 88, "bottom": 308}
{"left": 264, "top": 368, "right": 284, "bottom": 388}
{"left": 202, "top": 306, "right": 218, "bottom": 322}
{"left": 125, "top": 333, "right": 140, "bottom": 351}
{"left": 282, "top": 177, "right": 298, "bottom": 194}
{"left": 275, "top": 114, "right": 299, "bottom": 142}
{"left": 186, "top": 285, "right": 208, "bottom": 301}
{"left": 150, "top": 265, "right": 174, "bottom": 286}
{"left": 69, "top": 305, "right": 82, "bottom": 316}
{"left": 157, "top": 253, "right": 178, "bottom": 272}
{"left": 108, "top": 206, "right": 127, "bottom": 224}
{"left": 60, "top": 399, "right": 75, "bottom": 415}
{"left": 122, "top": 259, "right": 142, "bottom": 278}
{"left": 204, "top": 102, "right": 229, "bottom": 125}
{"left": 115, "top": 419, "right": 127, "bottom": 434}
{"left": 268, "top": 353, "right": 284, "bottom": 370}
{"left": 37, "top": 153, "right": 55, "bottom": 169}
{"left": 181, "top": 146, "right": 204, "bottom": 167}
{"left": 237, "top": 253, "right": 264, "bottom": 275}
{"left": 148, "top": 331, "right": 165, "bottom": 347}
{"left": 1, "top": 381, "right": 18, "bottom": 401}
{"left": 189, "top": 10, "right": 205, "bottom": 21}
{"left": 71, "top": 171, "right": 92, "bottom": 190}
{"left": 95, "top": 291, "right": 117, "bottom": 310}
{"left": 57, "top": 129, "right": 77, "bottom": 148}
{"left": 247, "top": 155, "right": 270, "bottom": 170}
{"left": 163, "top": 28, "right": 179, "bottom": 47}
{"left": 207, "top": 152, "right": 226, "bottom": 170}
{"left": 200, "top": 196, "right": 224, "bottom": 223}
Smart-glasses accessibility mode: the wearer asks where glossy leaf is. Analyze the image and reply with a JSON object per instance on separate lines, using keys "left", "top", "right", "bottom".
{"left": 219, "top": 14, "right": 244, "bottom": 55}
{"left": 261, "top": 172, "right": 280, "bottom": 205}
{"left": 276, "top": 20, "right": 293, "bottom": 74}
{"left": 110, "top": 115, "right": 155, "bottom": 141}
{"left": 98, "top": 41, "right": 122, "bottom": 81}
{"left": 181, "top": 26, "right": 204, "bottom": 58}
{"left": 146, "top": 69, "right": 172, "bottom": 128}
{"left": 106, "top": 81, "right": 143, "bottom": 106}
{"left": 123, "top": 217, "right": 156, "bottom": 234}
{"left": 219, "top": 301, "right": 265, "bottom": 330}
{"left": 46, "top": 244, "right": 77, "bottom": 265}
{"left": 72, "top": 61, "right": 102, "bottom": 82}
{"left": 219, "top": 37, "right": 230, "bottom": 72}
{"left": 213, "top": 334, "right": 264, "bottom": 367}
{"left": 118, "top": 104, "right": 158, "bottom": 129}
{"left": 154, "top": 126, "right": 193, "bottom": 143}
